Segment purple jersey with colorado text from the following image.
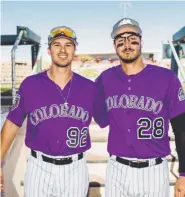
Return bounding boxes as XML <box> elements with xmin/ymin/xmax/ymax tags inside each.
<box><xmin>7</xmin><ymin>71</ymin><xmax>107</xmax><ymax>156</ymax></box>
<box><xmin>96</xmin><ymin>64</ymin><xmax>185</xmax><ymax>158</ymax></box>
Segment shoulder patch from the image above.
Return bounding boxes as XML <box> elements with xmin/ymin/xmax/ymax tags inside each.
<box><xmin>12</xmin><ymin>94</ymin><xmax>20</xmax><ymax>110</ymax></box>
<box><xmin>178</xmin><ymin>87</ymin><xmax>185</xmax><ymax>101</ymax></box>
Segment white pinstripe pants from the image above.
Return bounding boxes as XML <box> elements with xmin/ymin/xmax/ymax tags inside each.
<box><xmin>105</xmin><ymin>156</ymin><xmax>169</xmax><ymax>197</ymax></box>
<box><xmin>24</xmin><ymin>153</ymin><xmax>89</xmax><ymax>197</ymax></box>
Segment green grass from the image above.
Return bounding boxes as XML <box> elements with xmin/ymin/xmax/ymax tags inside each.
<box><xmin>0</xmin><ymin>84</ymin><xmax>20</xmax><ymax>93</ymax></box>
<box><xmin>79</xmin><ymin>69</ymin><xmax>99</xmax><ymax>78</ymax></box>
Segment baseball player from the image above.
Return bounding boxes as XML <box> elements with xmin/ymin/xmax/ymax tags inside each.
<box><xmin>1</xmin><ymin>26</ymin><xmax>107</xmax><ymax>197</ymax></box>
<box><xmin>96</xmin><ymin>18</ymin><xmax>185</xmax><ymax>197</ymax></box>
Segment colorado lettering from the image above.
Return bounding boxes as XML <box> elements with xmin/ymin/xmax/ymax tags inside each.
<box><xmin>29</xmin><ymin>104</ymin><xmax>89</xmax><ymax>126</ymax></box>
<box><xmin>106</xmin><ymin>94</ymin><xmax>163</xmax><ymax>114</ymax></box>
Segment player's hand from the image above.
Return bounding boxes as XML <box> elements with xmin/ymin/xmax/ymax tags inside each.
<box><xmin>175</xmin><ymin>177</ymin><xmax>185</xmax><ymax>197</ymax></box>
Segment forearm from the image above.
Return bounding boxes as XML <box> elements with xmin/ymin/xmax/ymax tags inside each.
<box><xmin>170</xmin><ymin>112</ymin><xmax>185</xmax><ymax>176</ymax></box>
<box><xmin>1</xmin><ymin>119</ymin><xmax>19</xmax><ymax>162</ymax></box>
<box><xmin>174</xmin><ymin>133</ymin><xmax>185</xmax><ymax>175</ymax></box>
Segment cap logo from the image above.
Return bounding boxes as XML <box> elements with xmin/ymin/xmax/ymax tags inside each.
<box><xmin>119</xmin><ymin>19</ymin><xmax>132</xmax><ymax>26</ymax></box>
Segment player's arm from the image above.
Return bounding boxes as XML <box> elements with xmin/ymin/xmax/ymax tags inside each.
<box><xmin>168</xmin><ymin>73</ymin><xmax>185</xmax><ymax>197</ymax></box>
<box><xmin>170</xmin><ymin>112</ymin><xmax>185</xmax><ymax>176</ymax></box>
<box><xmin>93</xmin><ymin>75</ymin><xmax>109</xmax><ymax>128</ymax></box>
<box><xmin>1</xmin><ymin>82</ymin><xmax>27</xmax><ymax>163</ymax></box>
<box><xmin>0</xmin><ymin>120</ymin><xmax>20</xmax><ymax>193</ymax></box>
<box><xmin>1</xmin><ymin>120</ymin><xmax>20</xmax><ymax>162</ymax></box>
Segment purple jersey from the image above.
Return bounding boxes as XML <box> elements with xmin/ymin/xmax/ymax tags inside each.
<box><xmin>7</xmin><ymin>71</ymin><xmax>107</xmax><ymax>156</ymax></box>
<box><xmin>96</xmin><ymin>64</ymin><xmax>185</xmax><ymax>158</ymax></box>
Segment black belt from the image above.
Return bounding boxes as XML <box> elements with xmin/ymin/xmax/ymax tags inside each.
<box><xmin>31</xmin><ymin>150</ymin><xmax>83</xmax><ymax>165</ymax></box>
<box><xmin>116</xmin><ymin>156</ymin><xmax>163</xmax><ymax>168</ymax></box>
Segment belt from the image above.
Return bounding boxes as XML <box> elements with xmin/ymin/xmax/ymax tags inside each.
<box><xmin>31</xmin><ymin>150</ymin><xmax>83</xmax><ymax>165</ymax></box>
<box><xmin>116</xmin><ymin>156</ymin><xmax>163</xmax><ymax>168</ymax></box>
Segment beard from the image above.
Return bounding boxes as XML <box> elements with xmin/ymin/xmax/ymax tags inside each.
<box><xmin>117</xmin><ymin>53</ymin><xmax>140</xmax><ymax>63</ymax></box>
<box><xmin>116</xmin><ymin>46</ymin><xmax>141</xmax><ymax>63</ymax></box>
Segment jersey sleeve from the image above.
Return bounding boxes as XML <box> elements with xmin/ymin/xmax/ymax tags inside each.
<box><xmin>6</xmin><ymin>83</ymin><xmax>26</xmax><ymax>127</ymax></box>
<box><xmin>93</xmin><ymin>75</ymin><xmax>109</xmax><ymax>128</ymax></box>
<box><xmin>168</xmin><ymin>73</ymin><xmax>185</xmax><ymax>119</ymax></box>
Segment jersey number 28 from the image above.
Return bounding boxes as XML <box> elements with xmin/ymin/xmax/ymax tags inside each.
<box><xmin>137</xmin><ymin>117</ymin><xmax>164</xmax><ymax>139</ymax></box>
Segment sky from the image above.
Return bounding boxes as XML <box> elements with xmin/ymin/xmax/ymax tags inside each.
<box><xmin>1</xmin><ymin>1</ymin><xmax>185</xmax><ymax>62</ymax></box>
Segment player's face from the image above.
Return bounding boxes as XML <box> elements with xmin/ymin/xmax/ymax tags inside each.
<box><xmin>48</xmin><ymin>37</ymin><xmax>75</xmax><ymax>68</ymax></box>
<box><xmin>114</xmin><ymin>26</ymin><xmax>142</xmax><ymax>63</ymax></box>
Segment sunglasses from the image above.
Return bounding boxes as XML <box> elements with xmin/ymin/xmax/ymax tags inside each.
<box><xmin>50</xmin><ymin>27</ymin><xmax>77</xmax><ymax>40</ymax></box>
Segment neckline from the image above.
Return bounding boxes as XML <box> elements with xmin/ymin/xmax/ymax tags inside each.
<box><xmin>116</xmin><ymin>64</ymin><xmax>151</xmax><ymax>78</ymax></box>
<box><xmin>44</xmin><ymin>70</ymin><xmax>74</xmax><ymax>91</ymax></box>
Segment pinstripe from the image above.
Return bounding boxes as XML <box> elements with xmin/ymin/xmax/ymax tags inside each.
<box><xmin>133</xmin><ymin>168</ymin><xmax>137</xmax><ymax>197</ymax></box>
<box><xmin>105</xmin><ymin>158</ymin><xmax>110</xmax><ymax>197</ymax></box>
<box><xmin>59</xmin><ymin>165</ymin><xmax>61</xmax><ymax>195</ymax></box>
<box><xmin>108</xmin><ymin>158</ymin><xmax>113</xmax><ymax>197</ymax></box>
<box><xmin>137</xmin><ymin>169</ymin><xmax>139</xmax><ymax>197</ymax></box>
<box><xmin>162</xmin><ymin>162</ymin><xmax>164</xmax><ymax>197</ymax></box>
<box><xmin>85</xmin><ymin>160</ymin><xmax>89</xmax><ymax>196</ymax></box>
<box><xmin>72</xmin><ymin>161</ymin><xmax>76</xmax><ymax>196</ymax></box>
<box><xmin>122</xmin><ymin>163</ymin><xmax>129</xmax><ymax>196</ymax></box>
<box><xmin>77</xmin><ymin>161</ymin><xmax>80</xmax><ymax>197</ymax></box>
<box><xmin>63</xmin><ymin>165</ymin><xmax>66</xmax><ymax>197</ymax></box>
<box><xmin>126</xmin><ymin>166</ymin><xmax>130</xmax><ymax>196</ymax></box>
<box><xmin>68</xmin><ymin>164</ymin><xmax>71</xmax><ymax>197</ymax></box>
<box><xmin>46</xmin><ymin>163</ymin><xmax>51</xmax><ymax>196</ymax></box>
<box><xmin>162</xmin><ymin>161</ymin><xmax>166</xmax><ymax>197</ymax></box>
<box><xmin>64</xmin><ymin>163</ymin><xmax>69</xmax><ymax>197</ymax></box>
<box><xmin>111</xmin><ymin>160</ymin><xmax>114</xmax><ymax>197</ymax></box>
<box><xmin>24</xmin><ymin>156</ymin><xmax>33</xmax><ymax>196</ymax></box>
<box><xmin>166</xmin><ymin>161</ymin><xmax>170</xmax><ymax>197</ymax></box>
<box><xmin>142</xmin><ymin>168</ymin><xmax>144</xmax><ymax>196</ymax></box>
<box><xmin>76</xmin><ymin>162</ymin><xmax>80</xmax><ymax>195</ymax></box>
<box><xmin>162</xmin><ymin>162</ymin><xmax>166</xmax><ymax>197</ymax></box>
<box><xmin>148</xmin><ymin>165</ymin><xmax>150</xmax><ymax>197</ymax></box>
<box><xmin>157</xmin><ymin>164</ymin><xmax>161</xmax><ymax>197</ymax></box>
<box><xmin>44</xmin><ymin>160</ymin><xmax>48</xmax><ymax>195</ymax></box>
<box><xmin>106</xmin><ymin>158</ymin><xmax>169</xmax><ymax>197</ymax></box>
<box><xmin>25</xmin><ymin>153</ymin><xmax>89</xmax><ymax>197</ymax></box>
<box><xmin>153</xmin><ymin>166</ymin><xmax>155</xmax><ymax>197</ymax></box>
<box><xmin>117</xmin><ymin>162</ymin><xmax>122</xmax><ymax>197</ymax></box>
<box><xmin>81</xmin><ymin>159</ymin><xmax>83</xmax><ymax>197</ymax></box>
<box><xmin>84</xmin><ymin>159</ymin><xmax>88</xmax><ymax>197</ymax></box>
<box><xmin>38</xmin><ymin>158</ymin><xmax>44</xmax><ymax>196</ymax></box>
<box><xmin>28</xmin><ymin>157</ymin><xmax>34</xmax><ymax>196</ymax></box>
<box><xmin>114</xmin><ymin>161</ymin><xmax>118</xmax><ymax>197</ymax></box>
<box><xmin>33</xmin><ymin>158</ymin><xmax>38</xmax><ymax>197</ymax></box>
<box><xmin>35</xmin><ymin>156</ymin><xmax>41</xmax><ymax>197</ymax></box>
<box><xmin>120</xmin><ymin>163</ymin><xmax>124</xmax><ymax>195</ymax></box>
<box><xmin>124</xmin><ymin>165</ymin><xmax>129</xmax><ymax>192</ymax></box>
<box><xmin>30</xmin><ymin>157</ymin><xmax>37</xmax><ymax>197</ymax></box>
<box><xmin>127</xmin><ymin>179</ymin><xmax>130</xmax><ymax>197</ymax></box>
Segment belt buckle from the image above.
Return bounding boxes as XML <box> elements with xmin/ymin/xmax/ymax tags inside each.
<box><xmin>129</xmin><ymin>160</ymin><xmax>142</xmax><ymax>168</ymax></box>
<box><xmin>52</xmin><ymin>159</ymin><xmax>56</xmax><ymax>164</ymax></box>
<box><xmin>129</xmin><ymin>160</ymin><xmax>137</xmax><ymax>167</ymax></box>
